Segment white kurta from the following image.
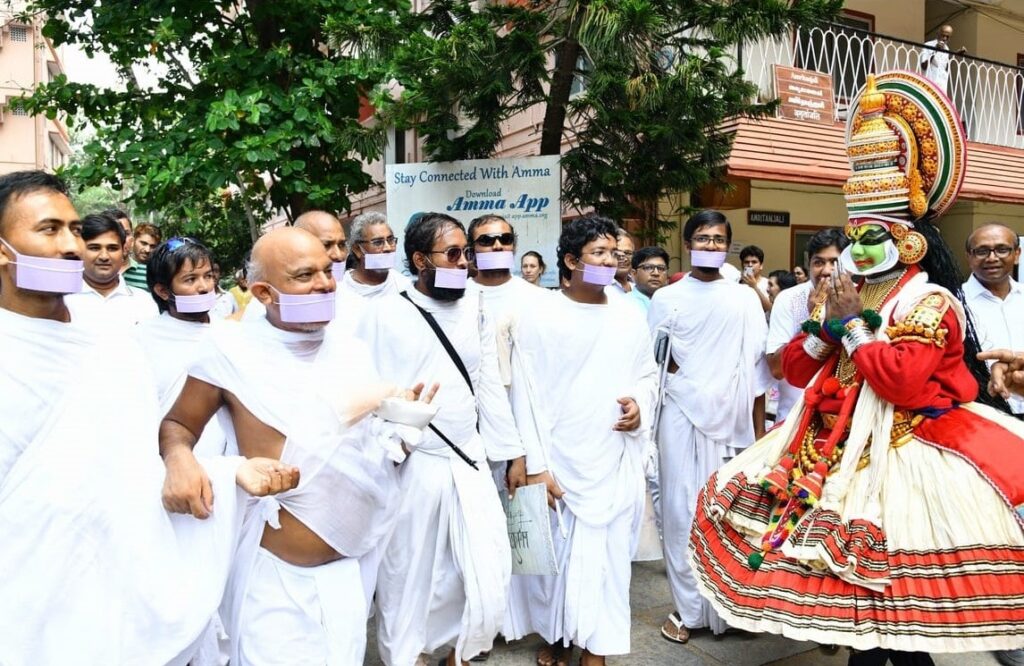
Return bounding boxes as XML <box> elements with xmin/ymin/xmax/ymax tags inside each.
<box><xmin>188</xmin><ymin>317</ymin><xmax>404</xmax><ymax>666</ymax></box>
<box><xmin>354</xmin><ymin>285</ymin><xmax>524</xmax><ymax>664</ymax></box>
<box><xmin>135</xmin><ymin>313</ymin><xmax>230</xmax><ymax>456</ymax></box>
<box><xmin>0</xmin><ymin>307</ymin><xmax>247</xmax><ymax>666</ymax></box>
<box><xmin>647</xmin><ymin>276</ymin><xmax>771</xmax><ymax>633</ymax></box>
<box><xmin>504</xmin><ymin>293</ymin><xmax>658</xmax><ymax>655</ymax></box>
<box><xmin>470</xmin><ymin>275</ymin><xmax>551</xmax><ymax>491</ymax></box>
<box><xmin>766</xmin><ymin>280</ymin><xmax>813</xmax><ymax>423</ymax></box>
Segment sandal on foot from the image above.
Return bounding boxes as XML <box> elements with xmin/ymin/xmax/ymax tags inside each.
<box><xmin>536</xmin><ymin>643</ymin><xmax>572</xmax><ymax>666</ymax></box>
<box><xmin>661</xmin><ymin>611</ymin><xmax>691</xmax><ymax>644</ymax></box>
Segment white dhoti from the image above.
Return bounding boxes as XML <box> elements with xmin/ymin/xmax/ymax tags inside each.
<box><xmin>237</xmin><ymin>547</ymin><xmax>366</xmax><ymax>666</ymax></box>
<box><xmin>506</xmin><ymin>504</ymin><xmax>635</xmax><ymax>655</ymax></box>
<box><xmin>376</xmin><ymin>446</ymin><xmax>510</xmax><ymax>665</ymax></box>
<box><xmin>658</xmin><ymin>406</ymin><xmax>732</xmax><ymax>634</ymax></box>
<box><xmin>648</xmin><ymin>276</ymin><xmax>771</xmax><ymax>635</ymax></box>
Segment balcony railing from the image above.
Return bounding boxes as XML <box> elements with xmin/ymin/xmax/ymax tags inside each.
<box><xmin>740</xmin><ymin>23</ymin><xmax>1024</xmax><ymax>149</ymax></box>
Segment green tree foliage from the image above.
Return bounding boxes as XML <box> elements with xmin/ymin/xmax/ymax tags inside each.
<box><xmin>341</xmin><ymin>0</ymin><xmax>842</xmax><ymax>242</ymax></box>
<box><xmin>18</xmin><ymin>0</ymin><xmax>398</xmax><ymax>234</ymax></box>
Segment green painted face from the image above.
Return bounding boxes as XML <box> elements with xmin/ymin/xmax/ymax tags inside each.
<box><xmin>848</xmin><ymin>224</ymin><xmax>891</xmax><ymax>272</ymax></box>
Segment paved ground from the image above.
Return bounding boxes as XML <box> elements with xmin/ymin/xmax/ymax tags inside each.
<box><xmin>364</xmin><ymin>559</ymin><xmax>1001</xmax><ymax>665</ymax></box>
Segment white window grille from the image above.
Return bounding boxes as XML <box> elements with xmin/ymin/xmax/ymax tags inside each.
<box><xmin>10</xmin><ymin>26</ymin><xmax>28</xmax><ymax>43</ymax></box>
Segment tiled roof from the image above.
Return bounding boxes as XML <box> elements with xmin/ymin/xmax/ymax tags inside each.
<box><xmin>723</xmin><ymin>116</ymin><xmax>1024</xmax><ymax>204</ymax></box>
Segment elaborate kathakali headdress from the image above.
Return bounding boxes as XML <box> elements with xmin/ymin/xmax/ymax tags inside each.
<box><xmin>841</xmin><ymin>71</ymin><xmax>967</xmax><ymax>273</ymax></box>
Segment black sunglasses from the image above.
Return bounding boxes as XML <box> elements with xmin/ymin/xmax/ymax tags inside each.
<box><xmin>474</xmin><ymin>232</ymin><xmax>515</xmax><ymax>247</ymax></box>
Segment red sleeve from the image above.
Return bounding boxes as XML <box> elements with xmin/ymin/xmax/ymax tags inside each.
<box><xmin>851</xmin><ymin>307</ymin><xmax>969</xmax><ymax>408</ymax></box>
<box><xmin>781</xmin><ymin>332</ymin><xmax>829</xmax><ymax>389</ymax></box>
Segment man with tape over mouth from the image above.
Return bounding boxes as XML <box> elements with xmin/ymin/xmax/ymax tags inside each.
<box><xmin>353</xmin><ymin>211</ymin><xmax>527</xmax><ymax>665</ymax></box>
<box><xmin>502</xmin><ymin>214</ymin><xmax>659</xmax><ymax>666</ymax></box>
<box><xmin>160</xmin><ymin>226</ymin><xmax>435</xmax><ymax>665</ymax></box>
<box><xmin>331</xmin><ymin>211</ymin><xmax>411</xmax><ymax>335</ymax></box>
<box><xmin>647</xmin><ymin>209</ymin><xmax>771</xmax><ymax>645</ymax></box>
<box><xmin>0</xmin><ymin>170</ymin><xmax>300</xmax><ymax>665</ymax></box>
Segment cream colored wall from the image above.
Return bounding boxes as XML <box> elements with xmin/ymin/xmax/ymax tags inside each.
<box><xmin>0</xmin><ymin>23</ymin><xmax>43</xmax><ymax>174</ymax></box>
<box><xmin>844</xmin><ymin>0</ymin><xmax>925</xmax><ymax>41</ymax></box>
<box><xmin>0</xmin><ymin>20</ymin><xmax>69</xmax><ymax>175</ymax></box>
<box><xmin>706</xmin><ymin>181</ymin><xmax>846</xmax><ymax>274</ymax></box>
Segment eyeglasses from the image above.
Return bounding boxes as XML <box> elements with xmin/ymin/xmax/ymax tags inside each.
<box><xmin>637</xmin><ymin>264</ymin><xmax>668</xmax><ymax>273</ymax></box>
<box><xmin>358</xmin><ymin>235</ymin><xmax>397</xmax><ymax>249</ymax></box>
<box><xmin>613</xmin><ymin>250</ymin><xmax>634</xmax><ymax>261</ymax></box>
<box><xmin>474</xmin><ymin>232</ymin><xmax>515</xmax><ymax>247</ymax></box>
<box><xmin>969</xmin><ymin>245</ymin><xmax>1016</xmax><ymax>259</ymax></box>
<box><xmin>166</xmin><ymin>237</ymin><xmax>200</xmax><ymax>251</ymax></box>
<box><xmin>430</xmin><ymin>246</ymin><xmax>470</xmax><ymax>263</ymax></box>
<box><xmin>691</xmin><ymin>235</ymin><xmax>729</xmax><ymax>247</ymax></box>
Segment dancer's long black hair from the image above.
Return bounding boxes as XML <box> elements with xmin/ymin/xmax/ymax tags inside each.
<box><xmin>916</xmin><ymin>216</ymin><xmax>1012</xmax><ymax>414</ymax></box>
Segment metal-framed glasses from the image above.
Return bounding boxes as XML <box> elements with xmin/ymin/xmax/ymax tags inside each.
<box><xmin>969</xmin><ymin>245</ymin><xmax>1016</xmax><ymax>259</ymax></box>
<box><xmin>691</xmin><ymin>235</ymin><xmax>729</xmax><ymax>247</ymax></box>
<box><xmin>637</xmin><ymin>263</ymin><xmax>668</xmax><ymax>273</ymax></box>
<box><xmin>358</xmin><ymin>235</ymin><xmax>398</xmax><ymax>249</ymax></box>
<box><xmin>430</xmin><ymin>246</ymin><xmax>471</xmax><ymax>263</ymax></box>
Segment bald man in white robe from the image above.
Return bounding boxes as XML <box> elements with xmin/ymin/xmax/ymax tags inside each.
<box><xmin>161</xmin><ymin>228</ymin><xmax>429</xmax><ymax>665</ymax></box>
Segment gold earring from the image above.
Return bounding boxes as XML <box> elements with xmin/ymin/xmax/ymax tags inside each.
<box><xmin>897</xmin><ymin>231</ymin><xmax>927</xmax><ymax>265</ymax></box>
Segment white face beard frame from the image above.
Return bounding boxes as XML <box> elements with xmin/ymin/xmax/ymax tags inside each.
<box><xmin>840</xmin><ymin>240</ymin><xmax>901</xmax><ymax>277</ymax></box>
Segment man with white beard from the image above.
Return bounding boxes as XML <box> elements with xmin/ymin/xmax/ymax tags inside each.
<box><xmin>354</xmin><ymin>211</ymin><xmax>527</xmax><ymax>666</ymax></box>
<box><xmin>504</xmin><ymin>215</ymin><xmax>658</xmax><ymax>666</ymax></box>
<box><xmin>161</xmin><ymin>227</ymin><xmax>431</xmax><ymax>665</ymax></box>
<box><xmin>648</xmin><ymin>209</ymin><xmax>771</xmax><ymax>644</ymax></box>
<box><xmin>0</xmin><ymin>170</ymin><xmax>298</xmax><ymax>665</ymax></box>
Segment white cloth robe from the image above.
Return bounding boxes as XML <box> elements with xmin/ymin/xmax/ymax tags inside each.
<box><xmin>920</xmin><ymin>39</ymin><xmax>951</xmax><ymax>93</ymax></box>
<box><xmin>353</xmin><ymin>285</ymin><xmax>524</xmax><ymax>665</ymax></box>
<box><xmin>469</xmin><ymin>275</ymin><xmax>552</xmax><ymax>489</ymax></box>
<box><xmin>647</xmin><ymin>276</ymin><xmax>771</xmax><ymax>633</ymax></box>
<box><xmin>188</xmin><ymin>317</ymin><xmax>404</xmax><ymax>666</ymax></box>
<box><xmin>135</xmin><ymin>313</ymin><xmax>231</xmax><ymax>457</ymax></box>
<box><xmin>332</xmin><ymin>268</ymin><xmax>411</xmax><ymax>335</ymax></box>
<box><xmin>504</xmin><ymin>293</ymin><xmax>658</xmax><ymax>655</ymax></box>
<box><xmin>0</xmin><ymin>307</ymin><xmax>247</xmax><ymax>666</ymax></box>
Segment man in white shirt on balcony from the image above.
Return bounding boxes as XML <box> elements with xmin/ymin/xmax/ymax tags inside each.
<box><xmin>962</xmin><ymin>223</ymin><xmax>1024</xmax><ymax>416</ymax></box>
<box><xmin>65</xmin><ymin>210</ymin><xmax>157</xmax><ymax>333</ymax></box>
<box><xmin>920</xmin><ymin>24</ymin><xmax>966</xmax><ymax>94</ymax></box>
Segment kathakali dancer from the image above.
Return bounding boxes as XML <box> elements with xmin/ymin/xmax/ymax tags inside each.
<box><xmin>689</xmin><ymin>70</ymin><xmax>1024</xmax><ymax>658</ymax></box>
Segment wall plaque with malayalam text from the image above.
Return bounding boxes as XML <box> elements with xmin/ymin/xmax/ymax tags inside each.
<box><xmin>773</xmin><ymin>65</ymin><xmax>835</xmax><ymax>125</ymax></box>
<box><xmin>748</xmin><ymin>210</ymin><xmax>790</xmax><ymax>227</ymax></box>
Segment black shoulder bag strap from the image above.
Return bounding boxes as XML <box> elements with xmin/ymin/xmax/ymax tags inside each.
<box><xmin>399</xmin><ymin>291</ymin><xmax>475</xmax><ymax>396</ymax></box>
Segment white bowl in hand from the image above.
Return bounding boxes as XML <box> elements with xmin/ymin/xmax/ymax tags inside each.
<box><xmin>376</xmin><ymin>397</ymin><xmax>439</xmax><ymax>429</ymax></box>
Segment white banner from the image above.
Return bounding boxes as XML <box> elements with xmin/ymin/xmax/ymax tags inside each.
<box><xmin>386</xmin><ymin>155</ymin><xmax>562</xmax><ymax>286</ymax></box>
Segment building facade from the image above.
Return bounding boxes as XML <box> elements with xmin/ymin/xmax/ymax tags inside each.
<box><xmin>0</xmin><ymin>6</ymin><xmax>70</xmax><ymax>176</ymax></box>
<box><xmin>349</xmin><ymin>0</ymin><xmax>1024</xmax><ymax>275</ymax></box>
